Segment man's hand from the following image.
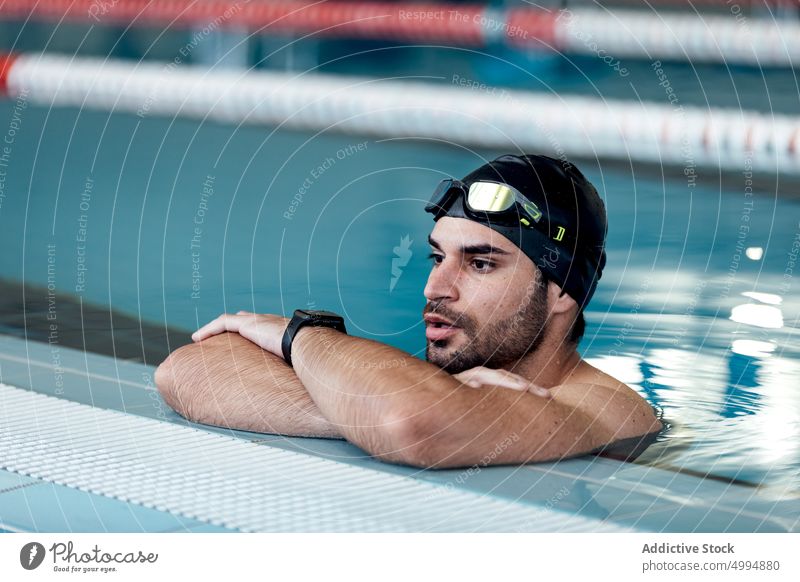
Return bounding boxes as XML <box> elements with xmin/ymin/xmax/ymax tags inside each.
<box><xmin>156</xmin><ymin>331</ymin><xmax>342</xmax><ymax>438</ymax></box>
<box><xmin>454</xmin><ymin>366</ymin><xmax>552</xmax><ymax>399</ymax></box>
<box><xmin>192</xmin><ymin>311</ymin><xmax>288</xmax><ymax>358</ymax></box>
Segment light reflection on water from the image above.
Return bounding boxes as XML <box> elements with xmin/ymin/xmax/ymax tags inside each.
<box><xmin>585</xmin><ymin>290</ymin><xmax>800</xmax><ymax>498</ymax></box>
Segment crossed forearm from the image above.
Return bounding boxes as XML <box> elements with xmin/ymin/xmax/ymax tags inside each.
<box><xmin>154</xmin><ymin>332</ymin><xmax>343</xmax><ymax>438</ymax></box>
<box><xmin>290</xmin><ymin>326</ymin><xmax>457</xmax><ymax>461</ymax></box>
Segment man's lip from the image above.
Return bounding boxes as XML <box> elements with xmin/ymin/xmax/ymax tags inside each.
<box><xmin>424</xmin><ymin>314</ymin><xmax>458</xmax><ymax>326</ymax></box>
<box><xmin>426</xmin><ymin>325</ymin><xmax>460</xmax><ymax>341</ymax></box>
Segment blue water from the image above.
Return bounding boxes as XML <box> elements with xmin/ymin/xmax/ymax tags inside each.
<box><xmin>1</xmin><ymin>102</ymin><xmax>799</xmax><ymax>497</ymax></box>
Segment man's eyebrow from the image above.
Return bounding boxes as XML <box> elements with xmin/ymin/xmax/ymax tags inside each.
<box><xmin>427</xmin><ymin>235</ymin><xmax>511</xmax><ymax>256</ymax></box>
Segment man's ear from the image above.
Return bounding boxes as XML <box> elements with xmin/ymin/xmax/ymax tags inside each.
<box><xmin>547</xmin><ymin>281</ymin><xmax>578</xmax><ymax>316</ymax></box>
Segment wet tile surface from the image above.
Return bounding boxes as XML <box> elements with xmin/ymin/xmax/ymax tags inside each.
<box><xmin>0</xmin><ymin>279</ymin><xmax>190</xmax><ymax>366</ymax></box>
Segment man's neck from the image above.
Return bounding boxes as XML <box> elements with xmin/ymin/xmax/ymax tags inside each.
<box><xmin>507</xmin><ymin>342</ymin><xmax>582</xmax><ymax>388</ymax></box>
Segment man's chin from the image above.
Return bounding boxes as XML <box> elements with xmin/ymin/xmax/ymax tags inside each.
<box><xmin>426</xmin><ymin>333</ymin><xmax>461</xmax><ymax>352</ymax></box>
<box><xmin>425</xmin><ymin>341</ymin><xmax>452</xmax><ymax>369</ymax></box>
<box><xmin>425</xmin><ymin>340</ymin><xmax>472</xmax><ymax>374</ymax></box>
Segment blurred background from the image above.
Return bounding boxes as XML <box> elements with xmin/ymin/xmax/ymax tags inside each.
<box><xmin>0</xmin><ymin>0</ymin><xmax>798</xmax><ymax>499</ymax></box>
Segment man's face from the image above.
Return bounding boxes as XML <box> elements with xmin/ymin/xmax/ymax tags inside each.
<box><xmin>423</xmin><ymin>217</ymin><xmax>549</xmax><ymax>374</ymax></box>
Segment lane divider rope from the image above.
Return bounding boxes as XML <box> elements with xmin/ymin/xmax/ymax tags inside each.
<box><xmin>2</xmin><ymin>52</ymin><xmax>797</xmax><ymax>174</ymax></box>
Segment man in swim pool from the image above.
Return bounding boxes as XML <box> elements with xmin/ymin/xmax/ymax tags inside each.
<box><xmin>155</xmin><ymin>154</ymin><xmax>662</xmax><ymax>468</ymax></box>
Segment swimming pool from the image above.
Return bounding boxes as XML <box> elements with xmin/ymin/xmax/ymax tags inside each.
<box><xmin>0</xmin><ymin>96</ymin><xmax>798</xmax><ymax>530</ymax></box>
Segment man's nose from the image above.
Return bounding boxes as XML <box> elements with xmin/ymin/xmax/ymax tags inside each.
<box><xmin>423</xmin><ymin>257</ymin><xmax>460</xmax><ymax>302</ymax></box>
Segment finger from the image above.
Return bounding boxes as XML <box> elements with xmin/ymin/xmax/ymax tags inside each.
<box><xmin>453</xmin><ymin>371</ymin><xmax>489</xmax><ymax>389</ymax></box>
<box><xmin>455</xmin><ymin>367</ymin><xmax>516</xmax><ymax>390</ymax></box>
<box><xmin>501</xmin><ymin>382</ymin><xmax>530</xmax><ymax>392</ymax></box>
<box><xmin>486</xmin><ymin>372</ymin><xmax>549</xmax><ymax>396</ymax></box>
<box><xmin>192</xmin><ymin>314</ymin><xmax>242</xmax><ymax>342</ymax></box>
<box><xmin>455</xmin><ymin>367</ymin><xmax>535</xmax><ymax>391</ymax></box>
<box><xmin>192</xmin><ymin>320</ymin><xmax>224</xmax><ymax>342</ymax></box>
<box><xmin>479</xmin><ymin>368</ymin><xmax>529</xmax><ymax>391</ymax></box>
<box><xmin>453</xmin><ymin>368</ymin><xmax>480</xmax><ymax>382</ymax></box>
<box><xmin>528</xmin><ymin>384</ymin><xmax>552</xmax><ymax>399</ymax></box>
<box><xmin>453</xmin><ymin>372</ymin><xmax>477</xmax><ymax>386</ymax></box>
<box><xmin>496</xmin><ymin>369</ymin><xmax>532</xmax><ymax>390</ymax></box>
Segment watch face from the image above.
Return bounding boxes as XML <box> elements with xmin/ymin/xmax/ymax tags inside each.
<box><xmin>289</xmin><ymin>309</ymin><xmax>347</xmax><ymax>341</ymax></box>
<box><xmin>315</xmin><ymin>310</ymin><xmax>338</xmax><ymax>317</ymax></box>
<box><xmin>299</xmin><ymin>310</ymin><xmax>340</xmax><ymax>319</ymax></box>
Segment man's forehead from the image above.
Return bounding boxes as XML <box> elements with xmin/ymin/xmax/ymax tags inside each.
<box><xmin>429</xmin><ymin>217</ymin><xmax>518</xmax><ymax>253</ymax></box>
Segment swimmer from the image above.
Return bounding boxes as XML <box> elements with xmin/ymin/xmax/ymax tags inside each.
<box><xmin>156</xmin><ymin>154</ymin><xmax>662</xmax><ymax>468</ymax></box>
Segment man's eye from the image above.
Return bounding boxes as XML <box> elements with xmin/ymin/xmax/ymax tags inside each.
<box><xmin>471</xmin><ymin>258</ymin><xmax>495</xmax><ymax>272</ymax></box>
<box><xmin>428</xmin><ymin>252</ymin><xmax>443</xmax><ymax>264</ymax></box>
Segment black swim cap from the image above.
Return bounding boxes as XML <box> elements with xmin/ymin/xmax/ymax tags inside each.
<box><xmin>432</xmin><ymin>154</ymin><xmax>607</xmax><ymax>309</ymax></box>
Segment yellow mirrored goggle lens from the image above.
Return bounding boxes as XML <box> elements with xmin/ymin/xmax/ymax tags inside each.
<box><xmin>467</xmin><ymin>182</ymin><xmax>517</xmax><ymax>212</ymax></box>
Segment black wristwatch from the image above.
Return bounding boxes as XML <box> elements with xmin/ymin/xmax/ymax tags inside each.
<box><xmin>281</xmin><ymin>309</ymin><xmax>347</xmax><ymax>367</ymax></box>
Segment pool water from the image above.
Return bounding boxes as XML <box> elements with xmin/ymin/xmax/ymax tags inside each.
<box><xmin>1</xmin><ymin>102</ymin><xmax>798</xmax><ymax>499</ymax></box>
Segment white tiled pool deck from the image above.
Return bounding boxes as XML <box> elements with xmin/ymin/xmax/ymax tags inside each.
<box><xmin>0</xmin><ymin>334</ymin><xmax>797</xmax><ymax>532</ymax></box>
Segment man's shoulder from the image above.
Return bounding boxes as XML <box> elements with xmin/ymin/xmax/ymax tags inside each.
<box><xmin>561</xmin><ymin>359</ymin><xmax>628</xmax><ymax>390</ymax></box>
<box><xmin>550</xmin><ymin>360</ymin><xmax>663</xmax><ymax>440</ymax></box>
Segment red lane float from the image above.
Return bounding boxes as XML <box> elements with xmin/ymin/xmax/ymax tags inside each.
<box><xmin>2</xmin><ymin>1</ymin><xmax>800</xmax><ymax>65</ymax></box>
<box><xmin>2</xmin><ymin>53</ymin><xmax>797</xmax><ymax>174</ymax></box>
<box><xmin>0</xmin><ymin>53</ymin><xmax>19</xmax><ymax>95</ymax></box>
<box><xmin>0</xmin><ymin>0</ymin><xmax>487</xmax><ymax>45</ymax></box>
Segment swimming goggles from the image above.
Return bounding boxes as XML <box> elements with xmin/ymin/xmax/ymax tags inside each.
<box><xmin>424</xmin><ymin>179</ymin><xmax>543</xmax><ymax>228</ymax></box>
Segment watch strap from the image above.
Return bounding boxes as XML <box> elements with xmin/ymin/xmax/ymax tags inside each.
<box><xmin>281</xmin><ymin>309</ymin><xmax>347</xmax><ymax>367</ymax></box>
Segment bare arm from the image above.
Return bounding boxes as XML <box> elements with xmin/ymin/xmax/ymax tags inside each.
<box><xmin>155</xmin><ymin>332</ymin><xmax>342</xmax><ymax>439</ymax></box>
<box><xmin>292</xmin><ymin>327</ymin><xmax>662</xmax><ymax>468</ymax></box>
